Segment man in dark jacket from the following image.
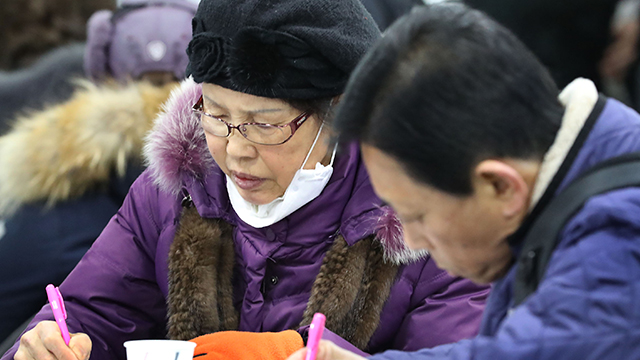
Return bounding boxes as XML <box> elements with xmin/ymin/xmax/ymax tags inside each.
<box><xmin>288</xmin><ymin>3</ymin><xmax>640</xmax><ymax>360</ymax></box>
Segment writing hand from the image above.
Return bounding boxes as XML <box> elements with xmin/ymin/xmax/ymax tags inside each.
<box><xmin>286</xmin><ymin>340</ymin><xmax>367</xmax><ymax>360</ymax></box>
<box><xmin>15</xmin><ymin>321</ymin><xmax>91</xmax><ymax>360</ymax></box>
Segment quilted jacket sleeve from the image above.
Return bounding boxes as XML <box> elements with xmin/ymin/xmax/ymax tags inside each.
<box><xmin>297</xmin><ymin>259</ymin><xmax>490</xmax><ymax>357</ymax></box>
<box><xmin>0</xmin><ymin>172</ymin><xmax>172</xmax><ymax>360</ymax></box>
<box><xmin>387</xmin><ymin>261</ymin><xmax>490</xmax><ymax>352</ymax></box>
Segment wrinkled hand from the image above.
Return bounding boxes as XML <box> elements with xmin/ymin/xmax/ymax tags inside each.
<box><xmin>286</xmin><ymin>340</ymin><xmax>367</xmax><ymax>360</ymax></box>
<box><xmin>191</xmin><ymin>330</ymin><xmax>303</xmax><ymax>360</ymax></box>
<box><xmin>15</xmin><ymin>321</ymin><xmax>91</xmax><ymax>360</ymax></box>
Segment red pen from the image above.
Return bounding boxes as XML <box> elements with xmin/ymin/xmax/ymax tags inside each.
<box><xmin>305</xmin><ymin>313</ymin><xmax>326</xmax><ymax>360</ymax></box>
<box><xmin>46</xmin><ymin>284</ymin><xmax>71</xmax><ymax>346</ymax></box>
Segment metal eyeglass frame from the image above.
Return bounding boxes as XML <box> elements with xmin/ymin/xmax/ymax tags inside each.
<box><xmin>192</xmin><ymin>95</ymin><xmax>311</xmax><ymax>145</ymax></box>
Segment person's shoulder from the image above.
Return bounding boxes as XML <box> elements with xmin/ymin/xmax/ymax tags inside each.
<box><xmin>118</xmin><ymin>169</ymin><xmax>184</xmax><ymax>235</ymax></box>
<box><xmin>527</xmin><ymin>189</ymin><xmax>640</xmax><ymax>330</ymax></box>
<box><xmin>127</xmin><ymin>169</ymin><xmax>184</xmax><ymax>214</ymax></box>
<box><xmin>130</xmin><ymin>169</ymin><xmax>182</xmax><ymax>203</ymax></box>
<box><xmin>546</xmin><ymin>186</ymin><xmax>640</xmax><ymax>284</ymax></box>
<box><xmin>595</xmin><ymin>97</ymin><xmax>640</xmax><ymax>137</ymax></box>
<box><xmin>562</xmin><ymin>186</ymin><xmax>640</xmax><ymax>245</ymax></box>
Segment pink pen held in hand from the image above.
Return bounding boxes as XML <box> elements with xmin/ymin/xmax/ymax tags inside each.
<box><xmin>305</xmin><ymin>313</ymin><xmax>326</xmax><ymax>360</ymax></box>
<box><xmin>46</xmin><ymin>284</ymin><xmax>71</xmax><ymax>346</ymax></box>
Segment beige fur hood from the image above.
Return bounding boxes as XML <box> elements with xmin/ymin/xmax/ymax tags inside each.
<box><xmin>0</xmin><ymin>80</ymin><xmax>176</xmax><ymax>217</ymax></box>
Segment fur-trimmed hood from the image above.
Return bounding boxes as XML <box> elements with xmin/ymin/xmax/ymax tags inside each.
<box><xmin>144</xmin><ymin>78</ymin><xmax>427</xmax><ymax>265</ymax></box>
<box><xmin>0</xmin><ymin>80</ymin><xmax>176</xmax><ymax>216</ymax></box>
<box><xmin>144</xmin><ymin>78</ymin><xmax>212</xmax><ymax>197</ymax></box>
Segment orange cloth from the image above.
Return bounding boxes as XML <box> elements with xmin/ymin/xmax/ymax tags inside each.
<box><xmin>190</xmin><ymin>330</ymin><xmax>304</xmax><ymax>360</ymax></box>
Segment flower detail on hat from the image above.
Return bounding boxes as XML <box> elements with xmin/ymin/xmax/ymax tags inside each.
<box><xmin>187</xmin><ymin>32</ymin><xmax>228</xmax><ymax>82</ymax></box>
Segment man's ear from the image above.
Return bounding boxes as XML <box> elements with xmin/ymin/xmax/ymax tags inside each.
<box><xmin>473</xmin><ymin>160</ymin><xmax>531</xmax><ymax>219</ymax></box>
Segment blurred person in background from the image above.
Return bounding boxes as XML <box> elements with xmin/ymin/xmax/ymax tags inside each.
<box><xmin>0</xmin><ymin>0</ymin><xmax>115</xmax><ymax>134</ymax></box>
<box><xmin>0</xmin><ymin>0</ymin><xmax>196</xmax><ymax>349</ymax></box>
<box><xmin>424</xmin><ymin>0</ymin><xmax>640</xmax><ymax>107</ymax></box>
<box><xmin>0</xmin><ymin>43</ymin><xmax>86</xmax><ymax>135</ymax></box>
<box><xmin>600</xmin><ymin>0</ymin><xmax>640</xmax><ymax>82</ymax></box>
<box><xmin>464</xmin><ymin>0</ymin><xmax>622</xmax><ymax>89</ymax></box>
<box><xmin>599</xmin><ymin>0</ymin><xmax>640</xmax><ymax>108</ymax></box>
<box><xmin>0</xmin><ymin>0</ymin><xmax>115</xmax><ymax>70</ymax></box>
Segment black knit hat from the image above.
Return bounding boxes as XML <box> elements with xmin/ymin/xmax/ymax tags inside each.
<box><xmin>186</xmin><ymin>0</ymin><xmax>381</xmax><ymax>99</ymax></box>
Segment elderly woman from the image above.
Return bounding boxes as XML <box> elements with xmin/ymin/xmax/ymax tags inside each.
<box><xmin>3</xmin><ymin>1</ymin><xmax>489</xmax><ymax>360</ymax></box>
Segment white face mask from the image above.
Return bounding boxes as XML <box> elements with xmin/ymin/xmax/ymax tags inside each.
<box><xmin>226</xmin><ymin>122</ymin><xmax>337</xmax><ymax>228</ymax></box>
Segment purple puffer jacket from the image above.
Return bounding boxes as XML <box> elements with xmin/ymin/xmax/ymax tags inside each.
<box><xmin>1</xmin><ymin>79</ymin><xmax>489</xmax><ymax>360</ymax></box>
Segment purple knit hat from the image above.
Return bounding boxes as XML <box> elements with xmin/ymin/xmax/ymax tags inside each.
<box><xmin>84</xmin><ymin>0</ymin><xmax>198</xmax><ymax>82</ymax></box>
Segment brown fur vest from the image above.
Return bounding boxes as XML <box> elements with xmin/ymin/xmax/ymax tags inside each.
<box><xmin>167</xmin><ymin>205</ymin><xmax>399</xmax><ymax>350</ymax></box>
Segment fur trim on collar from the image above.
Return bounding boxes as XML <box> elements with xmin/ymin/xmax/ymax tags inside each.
<box><xmin>375</xmin><ymin>205</ymin><xmax>428</xmax><ymax>265</ymax></box>
<box><xmin>143</xmin><ymin>77</ymin><xmax>211</xmax><ymax>196</ymax></box>
<box><xmin>168</xmin><ymin>206</ymin><xmax>398</xmax><ymax>350</ymax></box>
<box><xmin>0</xmin><ymin>80</ymin><xmax>175</xmax><ymax>216</ymax></box>
<box><xmin>529</xmin><ymin>78</ymin><xmax>599</xmax><ymax>209</ymax></box>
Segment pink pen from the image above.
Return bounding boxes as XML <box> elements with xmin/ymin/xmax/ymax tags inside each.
<box><xmin>46</xmin><ymin>284</ymin><xmax>71</xmax><ymax>346</ymax></box>
<box><xmin>305</xmin><ymin>313</ymin><xmax>326</xmax><ymax>360</ymax></box>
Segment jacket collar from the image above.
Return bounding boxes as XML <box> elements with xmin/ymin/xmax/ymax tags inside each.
<box><xmin>529</xmin><ymin>78</ymin><xmax>599</xmax><ymax>209</ymax></box>
<box><xmin>509</xmin><ymin>78</ymin><xmax>605</xmax><ymax>249</ymax></box>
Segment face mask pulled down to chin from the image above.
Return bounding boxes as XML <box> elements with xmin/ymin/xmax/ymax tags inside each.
<box><xmin>226</xmin><ymin>123</ymin><xmax>337</xmax><ymax>228</ymax></box>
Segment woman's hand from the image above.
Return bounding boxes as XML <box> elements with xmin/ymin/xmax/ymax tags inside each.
<box><xmin>15</xmin><ymin>321</ymin><xmax>91</xmax><ymax>360</ymax></box>
<box><xmin>286</xmin><ymin>340</ymin><xmax>367</xmax><ymax>360</ymax></box>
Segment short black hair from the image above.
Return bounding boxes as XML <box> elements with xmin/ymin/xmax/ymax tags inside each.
<box><xmin>334</xmin><ymin>3</ymin><xmax>563</xmax><ymax>195</ymax></box>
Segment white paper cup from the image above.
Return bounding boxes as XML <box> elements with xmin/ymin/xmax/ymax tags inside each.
<box><xmin>124</xmin><ymin>340</ymin><xmax>196</xmax><ymax>360</ymax></box>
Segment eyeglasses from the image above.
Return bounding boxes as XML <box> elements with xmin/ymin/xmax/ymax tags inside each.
<box><xmin>192</xmin><ymin>95</ymin><xmax>311</xmax><ymax>145</ymax></box>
